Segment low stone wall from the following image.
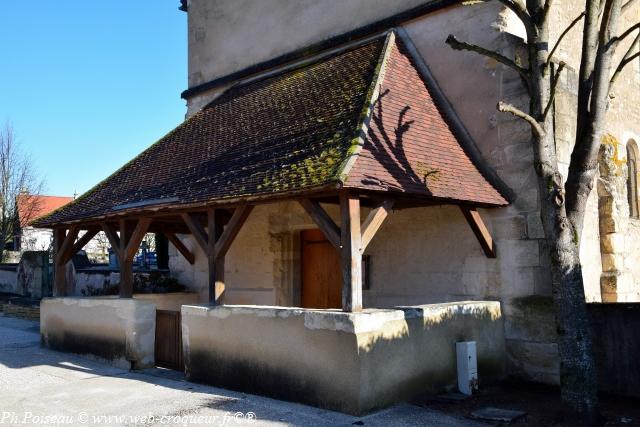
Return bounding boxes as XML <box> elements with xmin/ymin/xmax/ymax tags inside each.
<box><xmin>588</xmin><ymin>303</ymin><xmax>640</xmax><ymax>397</ymax></box>
<box><xmin>0</xmin><ymin>265</ymin><xmax>17</xmax><ymax>294</ymax></box>
<box><xmin>182</xmin><ymin>301</ymin><xmax>505</xmax><ymax>415</ymax></box>
<box><xmin>2</xmin><ymin>303</ymin><xmax>40</xmax><ymax>320</ymax></box>
<box><xmin>134</xmin><ymin>292</ymin><xmax>200</xmax><ymax>311</ymax></box>
<box><xmin>40</xmin><ymin>298</ymin><xmax>156</xmax><ymax>370</ymax></box>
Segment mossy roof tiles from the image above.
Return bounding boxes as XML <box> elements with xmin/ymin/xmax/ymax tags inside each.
<box><xmin>37</xmin><ymin>33</ymin><xmax>507</xmax><ymax>227</ymax></box>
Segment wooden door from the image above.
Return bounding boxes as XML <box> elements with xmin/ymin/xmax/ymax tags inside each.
<box><xmin>155</xmin><ymin>310</ymin><xmax>183</xmax><ymax>370</ymax></box>
<box><xmin>301</xmin><ymin>229</ymin><xmax>342</xmax><ymax>309</ymax></box>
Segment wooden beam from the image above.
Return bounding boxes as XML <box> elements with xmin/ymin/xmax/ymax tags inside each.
<box><xmin>460</xmin><ymin>206</ymin><xmax>496</xmax><ymax>258</ymax></box>
<box><xmin>299</xmin><ymin>199</ymin><xmax>341</xmax><ymax>249</ymax></box>
<box><xmin>124</xmin><ymin>218</ymin><xmax>152</xmax><ymax>261</ymax></box>
<box><xmin>181</xmin><ymin>212</ymin><xmax>209</xmax><ymax>253</ymax></box>
<box><xmin>68</xmin><ymin>228</ymin><xmax>100</xmax><ymax>260</ymax></box>
<box><xmin>100</xmin><ymin>222</ymin><xmax>121</xmax><ymax>255</ymax></box>
<box><xmin>360</xmin><ymin>199</ymin><xmax>394</xmax><ymax>252</ymax></box>
<box><xmin>340</xmin><ymin>192</ymin><xmax>363</xmax><ymax>312</ymax></box>
<box><xmin>165</xmin><ymin>232</ymin><xmax>195</xmax><ymax>264</ymax></box>
<box><xmin>207</xmin><ymin>208</ymin><xmax>218</xmax><ymax>304</ymax></box>
<box><xmin>214</xmin><ymin>205</ymin><xmax>253</xmax><ymax>259</ymax></box>
<box><xmin>57</xmin><ymin>225</ymin><xmax>79</xmax><ymax>265</ymax></box>
<box><xmin>53</xmin><ymin>228</ymin><xmax>68</xmax><ymax>296</ymax></box>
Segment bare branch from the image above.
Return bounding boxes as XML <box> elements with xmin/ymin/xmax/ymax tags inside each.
<box><xmin>496</xmin><ymin>0</ymin><xmax>533</xmax><ymax>30</ymax></box>
<box><xmin>543</xmin><ymin>0</ymin><xmax>554</xmax><ymax>25</ymax></box>
<box><xmin>547</xmin><ymin>12</ymin><xmax>586</xmax><ymax>67</ymax></box>
<box><xmin>446</xmin><ymin>35</ymin><xmax>529</xmax><ymax>80</ymax></box>
<box><xmin>543</xmin><ymin>62</ymin><xmax>567</xmax><ymax>120</ymax></box>
<box><xmin>497</xmin><ymin>101</ymin><xmax>546</xmax><ymax>138</ymax></box>
<box><xmin>610</xmin><ymin>21</ymin><xmax>640</xmax><ymax>49</ymax></box>
<box><xmin>610</xmin><ymin>51</ymin><xmax>640</xmax><ymax>85</ymax></box>
<box><xmin>622</xmin><ymin>0</ymin><xmax>639</xmax><ymax>13</ymax></box>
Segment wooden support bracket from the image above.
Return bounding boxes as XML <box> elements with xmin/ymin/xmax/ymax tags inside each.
<box><xmin>300</xmin><ymin>195</ymin><xmax>394</xmax><ymax>312</ymax></box>
<box><xmin>165</xmin><ymin>232</ymin><xmax>195</xmax><ymax>264</ymax></box>
<box><xmin>360</xmin><ymin>199</ymin><xmax>394</xmax><ymax>252</ymax></box>
<box><xmin>181</xmin><ymin>212</ymin><xmax>209</xmax><ymax>253</ymax></box>
<box><xmin>460</xmin><ymin>206</ymin><xmax>496</xmax><ymax>258</ymax></box>
<box><xmin>214</xmin><ymin>205</ymin><xmax>254</xmax><ymax>259</ymax></box>
<box><xmin>298</xmin><ymin>199</ymin><xmax>341</xmax><ymax>249</ymax></box>
<box><xmin>180</xmin><ymin>205</ymin><xmax>253</xmax><ymax>304</ymax></box>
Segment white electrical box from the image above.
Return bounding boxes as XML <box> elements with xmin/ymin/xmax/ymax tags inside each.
<box><xmin>456</xmin><ymin>341</ymin><xmax>478</xmax><ymax>395</ymax></box>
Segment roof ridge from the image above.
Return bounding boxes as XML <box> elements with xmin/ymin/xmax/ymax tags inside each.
<box><xmin>393</xmin><ymin>28</ymin><xmax>514</xmax><ymax>203</ymax></box>
<box><xmin>335</xmin><ymin>31</ymin><xmax>396</xmax><ymax>185</ymax></box>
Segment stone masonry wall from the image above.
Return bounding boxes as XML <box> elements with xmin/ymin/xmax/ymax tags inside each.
<box><xmin>175</xmin><ymin>0</ymin><xmax>636</xmax><ymax>384</ymax></box>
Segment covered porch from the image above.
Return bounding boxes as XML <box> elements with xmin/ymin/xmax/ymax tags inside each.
<box><xmin>37</xmin><ymin>30</ymin><xmax>510</xmax><ymax>414</ymax></box>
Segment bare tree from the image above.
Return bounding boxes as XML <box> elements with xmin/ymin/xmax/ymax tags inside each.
<box><xmin>0</xmin><ymin>122</ymin><xmax>44</xmax><ymax>261</ymax></box>
<box><xmin>446</xmin><ymin>0</ymin><xmax>638</xmax><ymax>422</ymax></box>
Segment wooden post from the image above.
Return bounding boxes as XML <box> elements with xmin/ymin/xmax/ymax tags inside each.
<box><xmin>340</xmin><ymin>192</ymin><xmax>363</xmax><ymax>312</ymax></box>
<box><xmin>52</xmin><ymin>226</ymin><xmax>99</xmax><ymax>297</ymax></box>
<box><xmin>53</xmin><ymin>228</ymin><xmax>67</xmax><ymax>296</ymax></box>
<box><xmin>181</xmin><ymin>206</ymin><xmax>253</xmax><ymax>306</ymax></box>
<box><xmin>207</xmin><ymin>208</ymin><xmax>224</xmax><ymax>305</ymax></box>
<box><xmin>101</xmin><ymin>219</ymin><xmax>151</xmax><ymax>298</ymax></box>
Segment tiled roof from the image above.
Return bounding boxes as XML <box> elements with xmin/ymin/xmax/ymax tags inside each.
<box><xmin>344</xmin><ymin>36</ymin><xmax>505</xmax><ymax>205</ymax></box>
<box><xmin>36</xmin><ymin>32</ymin><xmax>507</xmax><ymax>227</ymax></box>
<box><xmin>18</xmin><ymin>195</ymin><xmax>73</xmax><ymax>227</ymax></box>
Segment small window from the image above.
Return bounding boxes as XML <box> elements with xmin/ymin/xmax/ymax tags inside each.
<box><xmin>627</xmin><ymin>141</ymin><xmax>639</xmax><ymax>218</ymax></box>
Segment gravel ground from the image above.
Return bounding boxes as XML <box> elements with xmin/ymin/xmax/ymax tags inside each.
<box><xmin>0</xmin><ymin>313</ymin><xmax>482</xmax><ymax>427</ymax></box>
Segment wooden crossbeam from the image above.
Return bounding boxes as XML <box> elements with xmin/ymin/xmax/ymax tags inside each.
<box><xmin>181</xmin><ymin>212</ymin><xmax>208</xmax><ymax>253</ymax></box>
<box><xmin>165</xmin><ymin>232</ymin><xmax>195</xmax><ymax>264</ymax></box>
<box><xmin>214</xmin><ymin>205</ymin><xmax>254</xmax><ymax>259</ymax></box>
<box><xmin>299</xmin><ymin>199</ymin><xmax>341</xmax><ymax>249</ymax></box>
<box><xmin>360</xmin><ymin>199</ymin><xmax>394</xmax><ymax>252</ymax></box>
<box><xmin>460</xmin><ymin>206</ymin><xmax>496</xmax><ymax>258</ymax></box>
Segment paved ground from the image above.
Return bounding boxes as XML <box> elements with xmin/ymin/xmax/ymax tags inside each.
<box><xmin>0</xmin><ymin>313</ymin><xmax>482</xmax><ymax>426</ymax></box>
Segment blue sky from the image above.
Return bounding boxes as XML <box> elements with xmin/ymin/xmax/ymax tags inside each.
<box><xmin>0</xmin><ymin>1</ymin><xmax>187</xmax><ymax>196</ymax></box>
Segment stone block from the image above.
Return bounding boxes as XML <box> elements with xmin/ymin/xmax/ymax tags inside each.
<box><xmin>601</xmin><ymin>233</ymin><xmax>625</xmax><ymax>254</ymax></box>
<box><xmin>492</xmin><ymin>215</ymin><xmax>527</xmax><ymax>239</ymax></box>
<box><xmin>600</xmin><ymin>253</ymin><xmax>619</xmax><ymax>272</ymax></box>
<box><xmin>513</xmin><ymin>189</ymin><xmax>540</xmax><ymax>213</ymax></box>
<box><xmin>506</xmin><ymin>339</ymin><xmax>560</xmax><ymax>385</ymax></box>
<box><xmin>503</xmin><ymin>296</ymin><xmax>556</xmax><ymax>342</ymax></box>
<box><xmin>526</xmin><ymin>213</ymin><xmax>545</xmax><ymax>239</ymax></box>
<box><xmin>502</xmin><ymin>240</ymin><xmax>540</xmax><ymax>267</ymax></box>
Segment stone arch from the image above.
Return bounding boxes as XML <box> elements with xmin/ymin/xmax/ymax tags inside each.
<box><xmin>627</xmin><ymin>139</ymin><xmax>639</xmax><ymax>218</ymax></box>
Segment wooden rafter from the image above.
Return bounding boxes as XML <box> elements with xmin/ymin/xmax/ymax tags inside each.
<box><xmin>460</xmin><ymin>206</ymin><xmax>496</xmax><ymax>258</ymax></box>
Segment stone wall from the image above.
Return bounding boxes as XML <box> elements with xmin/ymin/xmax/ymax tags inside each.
<box><xmin>182</xmin><ymin>301</ymin><xmax>505</xmax><ymax>415</ymax></box>
<box><xmin>176</xmin><ymin>1</ymin><xmax>561</xmax><ymax>384</ymax></box>
<box><xmin>0</xmin><ymin>265</ymin><xmax>17</xmax><ymax>294</ymax></box>
<box><xmin>178</xmin><ymin>0</ymin><xmax>640</xmax><ymax>384</ymax></box>
<box><xmin>40</xmin><ymin>298</ymin><xmax>156</xmax><ymax>369</ymax></box>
